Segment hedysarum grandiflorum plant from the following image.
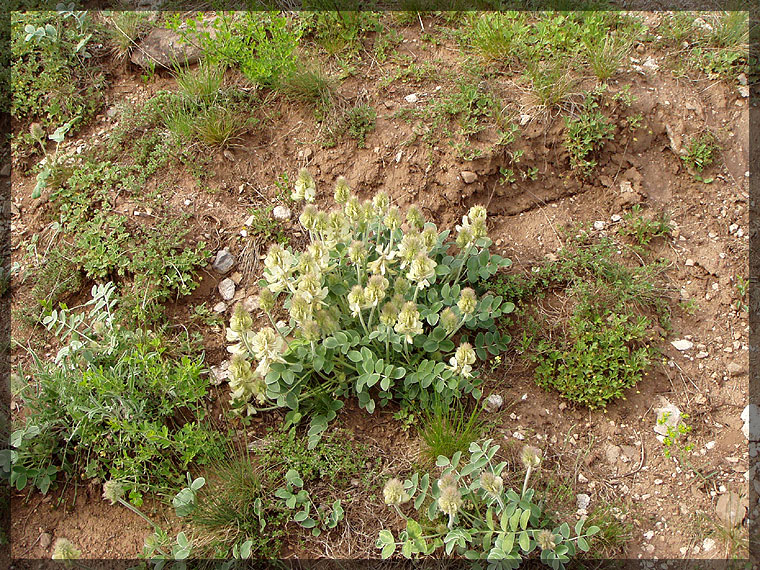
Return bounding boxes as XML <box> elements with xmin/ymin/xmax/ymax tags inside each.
<box><xmin>226</xmin><ymin>170</ymin><xmax>513</xmax><ymax>447</ymax></box>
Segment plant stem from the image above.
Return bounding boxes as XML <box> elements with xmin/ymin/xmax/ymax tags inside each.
<box><xmin>117</xmin><ymin>497</ymin><xmax>160</xmax><ymax>530</ymax></box>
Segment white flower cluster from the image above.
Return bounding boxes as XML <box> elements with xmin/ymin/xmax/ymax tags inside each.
<box><xmin>227</xmin><ymin>171</ymin><xmax>493</xmax><ymax>414</ymax></box>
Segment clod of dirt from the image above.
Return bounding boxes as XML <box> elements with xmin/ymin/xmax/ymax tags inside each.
<box><xmin>715</xmin><ymin>491</ymin><xmax>748</xmax><ymax>527</ymax></box>
<box><xmin>39</xmin><ymin>532</ymin><xmax>52</xmax><ymax>549</ymax></box>
<box><xmin>212</xmin><ymin>248</ymin><xmax>236</xmax><ymax>274</ymax></box>
<box><xmin>727</xmin><ymin>361</ymin><xmax>746</xmax><ymax>377</ymax></box>
<box><xmin>460</xmin><ymin>171</ymin><xmax>477</xmax><ymax>184</ymax></box>
<box><xmin>218</xmin><ymin>278</ymin><xmax>236</xmax><ymax>301</ymax></box>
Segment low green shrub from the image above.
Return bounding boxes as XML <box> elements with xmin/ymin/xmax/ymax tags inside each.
<box><xmin>563</xmin><ymin>91</ymin><xmax>615</xmax><ymax>176</ymax></box>
<box><xmin>530</xmin><ymin>313</ymin><xmax>653</xmax><ymax>409</ymax></box>
<box><xmin>11</xmin><ymin>10</ymin><xmax>105</xmax><ymax>158</ymax></box>
<box><xmin>225</xmin><ymin>171</ymin><xmax>513</xmax><ymax>447</ymax></box>
<box><xmin>490</xmin><ymin>228</ymin><xmax>670</xmax><ymax>409</ymax></box>
<box><xmin>377</xmin><ymin>440</ymin><xmax>599</xmax><ymax>567</ymax></box>
<box><xmin>168</xmin><ymin>12</ymin><xmax>301</xmax><ymax>88</ymax></box>
<box><xmin>6</xmin><ymin>283</ymin><xmax>217</xmax><ymax>505</ymax></box>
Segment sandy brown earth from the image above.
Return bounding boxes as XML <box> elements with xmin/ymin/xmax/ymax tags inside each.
<box><xmin>8</xmin><ymin>12</ymin><xmax>751</xmax><ymax>562</ymax></box>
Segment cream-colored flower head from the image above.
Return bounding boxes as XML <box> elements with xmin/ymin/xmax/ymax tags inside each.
<box><xmin>537</xmin><ymin>529</ymin><xmax>556</xmax><ymax>551</ymax></box>
<box><xmin>334</xmin><ymin>176</ymin><xmax>351</xmax><ymax>204</ymax></box>
<box><xmin>102</xmin><ymin>480</ymin><xmax>124</xmax><ymax>505</ymax></box>
<box><xmin>251</xmin><ymin>327</ymin><xmax>285</xmax><ymax>362</ymax></box>
<box><xmin>456</xmin><ymin>223</ymin><xmax>474</xmax><ymax>249</ymax></box>
<box><xmin>230</xmin><ymin>303</ymin><xmax>253</xmax><ymax>334</ymax></box>
<box><xmin>365</xmin><ymin>274</ymin><xmax>389</xmax><ymax>307</ymax></box>
<box><xmin>299</xmin><ymin>204</ymin><xmax>319</xmax><ymax>231</ymax></box>
<box><xmin>440</xmin><ymin>307</ymin><xmax>458</xmax><ymax>334</ymax></box>
<box><xmin>292</xmin><ymin>168</ymin><xmax>316</xmax><ymax>202</ymax></box>
<box><xmin>372</xmin><ymin>191</ymin><xmax>390</xmax><ymax>216</ymax></box>
<box><xmin>458</xmin><ymin>288</ymin><xmax>477</xmax><ymax>315</ymax></box>
<box><xmin>449</xmin><ymin>342</ymin><xmax>476</xmax><ymax>377</ymax></box>
<box><xmin>344</xmin><ymin>195</ymin><xmax>362</xmax><ymax>223</ymax></box>
<box><xmin>347</xmin><ymin>284</ymin><xmax>365</xmax><ymax>317</ymax></box>
<box><xmin>394</xmin><ymin>301</ymin><xmax>423</xmax><ymax>344</ymax></box>
<box><xmin>380</xmin><ymin>300</ymin><xmax>400</xmax><ymax>326</ymax></box>
<box><xmin>521</xmin><ymin>445</ymin><xmax>542</xmax><ymax>469</ymax></box>
<box><xmin>307</xmin><ymin>241</ymin><xmax>330</xmax><ymax>271</ymax></box>
<box><xmin>289</xmin><ymin>290</ymin><xmax>313</xmax><ymax>323</ymax></box>
<box><xmin>471</xmin><ymin>217</ymin><xmax>487</xmax><ymax>240</ymax></box>
<box><xmin>52</xmin><ymin>538</ymin><xmax>81</xmax><ymax>561</ymax></box>
<box><xmin>383</xmin><ymin>478</ymin><xmax>409</xmax><ymax>506</ymax></box>
<box><xmin>384</xmin><ymin>206</ymin><xmax>402</xmax><ymax>231</ymax></box>
<box><xmin>348</xmin><ymin>240</ymin><xmax>368</xmax><ymax>264</ymax></box>
<box><xmin>257</xmin><ymin>287</ymin><xmax>276</xmax><ymax>313</ymax></box>
<box><xmin>406</xmin><ymin>253</ymin><xmax>436</xmax><ymax>290</ymax></box>
<box><xmin>479</xmin><ymin>471</ymin><xmax>503</xmax><ymax>497</ymax></box>
<box><xmin>397</xmin><ymin>232</ymin><xmax>424</xmax><ymax>268</ymax></box>
<box><xmin>437</xmin><ymin>485</ymin><xmax>462</xmax><ymax>517</ymax></box>
<box><xmin>421</xmin><ymin>226</ymin><xmax>438</xmax><ymax>250</ymax></box>
<box><xmin>468</xmin><ymin>205</ymin><xmax>487</xmax><ymax>223</ymax></box>
<box><xmin>407</xmin><ymin>204</ymin><xmax>425</xmax><ymax>230</ymax></box>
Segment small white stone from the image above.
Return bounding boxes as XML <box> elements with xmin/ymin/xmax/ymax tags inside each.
<box><xmin>404</xmin><ymin>93</ymin><xmax>419</xmax><ymax>103</ymax></box>
<box><xmin>218</xmin><ymin>278</ymin><xmax>236</xmax><ymax>301</ymax></box>
<box><xmin>213</xmin><ymin>302</ymin><xmax>227</xmax><ymax>313</ymax></box>
<box><xmin>671</xmin><ymin>339</ymin><xmax>694</xmax><ymax>351</ymax></box>
<box><xmin>578</xmin><ymin>473</ymin><xmax>589</xmax><ymax>484</ymax></box>
<box><xmin>513</xmin><ymin>432</ymin><xmax>525</xmax><ymax>441</ymax></box>
<box><xmin>702</xmin><ymin>537</ymin><xmax>715</xmax><ymax>552</ymax></box>
<box><xmin>272</xmin><ymin>205</ymin><xmax>292</xmax><ymax>221</ymax></box>
<box><xmin>184</xmin><ymin>199</ymin><xmax>192</xmax><ymax>206</ymax></box>
<box><xmin>519</xmin><ymin>114</ymin><xmax>531</xmax><ymax>126</ymax></box>
<box><xmin>643</xmin><ymin>530</ymin><xmax>654</xmax><ymax>541</ymax></box>
<box><xmin>593</xmin><ymin>221</ymin><xmax>605</xmax><ymax>230</ymax></box>
<box><xmin>706</xmin><ymin>441</ymin><xmax>716</xmax><ymax>450</ymax></box>
<box><xmin>576</xmin><ymin>493</ymin><xmax>591</xmax><ymax>511</ymax></box>
<box><xmin>611</xmin><ymin>214</ymin><xmax>622</xmax><ymax>222</ymax></box>
<box><xmin>483</xmin><ymin>394</ymin><xmax>503</xmax><ymax>413</ymax></box>
<box><xmin>685</xmin><ymin>259</ymin><xmax>695</xmax><ymax>266</ymax></box>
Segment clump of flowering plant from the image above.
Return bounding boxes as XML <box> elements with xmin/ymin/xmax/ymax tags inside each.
<box><xmin>226</xmin><ymin>172</ymin><xmax>513</xmax><ymax>446</ymax></box>
<box><xmin>376</xmin><ymin>440</ymin><xmax>600</xmax><ymax>568</ymax></box>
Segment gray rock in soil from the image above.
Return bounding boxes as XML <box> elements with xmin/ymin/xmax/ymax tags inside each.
<box><xmin>716</xmin><ymin>491</ymin><xmax>747</xmax><ymax>527</ymax></box>
<box><xmin>130</xmin><ymin>27</ymin><xmax>205</xmax><ymax>69</ymax></box>
<box><xmin>727</xmin><ymin>361</ymin><xmax>746</xmax><ymax>376</ymax></box>
<box><xmin>0</xmin><ymin>163</ymin><xmax>10</xmax><ymax>177</ymax></box>
<box><xmin>39</xmin><ymin>532</ymin><xmax>52</xmax><ymax>549</ymax></box>
<box><xmin>654</xmin><ymin>400</ymin><xmax>682</xmax><ymax>437</ymax></box>
<box><xmin>576</xmin><ymin>493</ymin><xmax>591</xmax><ymax>511</ymax></box>
<box><xmin>213</xmin><ymin>302</ymin><xmax>227</xmax><ymax>313</ymax></box>
<box><xmin>483</xmin><ymin>394</ymin><xmax>503</xmax><ymax>413</ymax></box>
<box><xmin>212</xmin><ymin>249</ymin><xmax>235</xmax><ymax>274</ymax></box>
<box><xmin>218</xmin><ymin>278</ymin><xmax>236</xmax><ymax>301</ymax></box>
